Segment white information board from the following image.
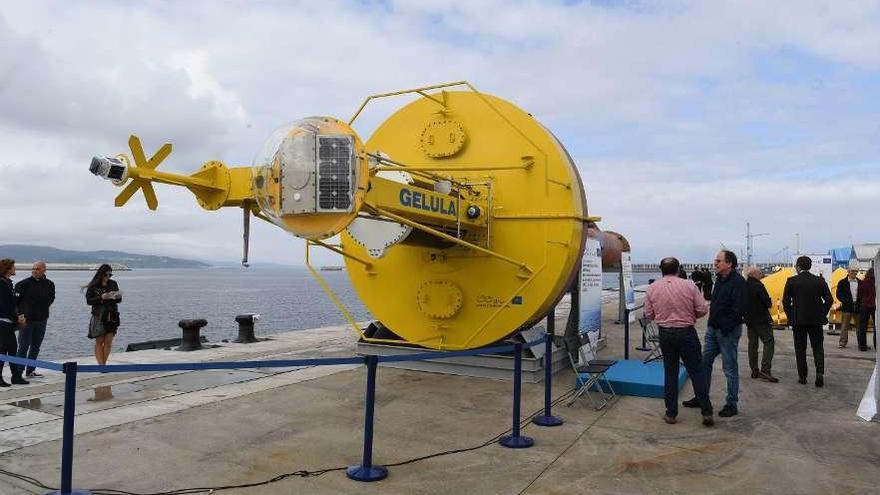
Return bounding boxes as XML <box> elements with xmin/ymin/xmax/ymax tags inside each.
<box><xmin>579</xmin><ymin>237</ymin><xmax>603</xmax><ymax>339</ymax></box>
<box><xmin>792</xmin><ymin>254</ymin><xmax>833</xmax><ymax>285</ymax></box>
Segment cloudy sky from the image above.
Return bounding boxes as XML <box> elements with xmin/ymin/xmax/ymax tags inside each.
<box><xmin>1</xmin><ymin>0</ymin><xmax>877</xmax><ymax>266</ymax></box>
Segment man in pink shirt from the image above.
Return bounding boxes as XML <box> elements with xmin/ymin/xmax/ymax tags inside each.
<box><xmin>645</xmin><ymin>257</ymin><xmax>714</xmax><ymax>426</ymax></box>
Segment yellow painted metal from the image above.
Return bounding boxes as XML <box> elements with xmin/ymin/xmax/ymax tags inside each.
<box><xmin>763</xmin><ymin>267</ymin><xmax>795</xmax><ymax>325</ymax></box>
<box><xmin>417</xmin><ymin>280</ymin><xmax>464</xmax><ymax>319</ymax></box>
<box><xmin>420</xmin><ymin>118</ymin><xmax>467</xmax><ymax>158</ymax></box>
<box><xmin>364</xmin><ymin>202</ymin><xmax>531</xmax><ymax>276</ymax></box>
<box><xmin>763</xmin><ymin>267</ymin><xmax>856</xmax><ymax>326</ymax></box>
<box><xmin>366</xmin><ymin>175</ymin><xmax>487</xmax><ymax>229</ymax></box>
<box><xmin>104</xmin><ymin>83</ymin><xmax>591</xmax><ymax>350</ymax></box>
<box><xmin>305</xmin><ymin>239</ymin><xmax>440</xmax><ymax>346</ymax></box>
<box><xmin>344</xmin><ymin>89</ymin><xmax>587</xmax><ymax>349</ymax></box>
<box><xmin>115</xmin><ymin>135</ymin><xmax>251</xmax><ymax>213</ymax></box>
<box><xmin>827</xmin><ymin>268</ymin><xmax>849</xmax><ymax>325</ymax></box>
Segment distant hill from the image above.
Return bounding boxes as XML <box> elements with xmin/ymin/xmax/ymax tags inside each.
<box><xmin>0</xmin><ymin>245</ymin><xmax>210</xmax><ymax>269</ymax></box>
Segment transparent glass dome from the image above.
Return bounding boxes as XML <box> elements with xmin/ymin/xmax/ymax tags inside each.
<box><xmin>252</xmin><ymin>117</ymin><xmax>364</xmax><ymax>239</ymax></box>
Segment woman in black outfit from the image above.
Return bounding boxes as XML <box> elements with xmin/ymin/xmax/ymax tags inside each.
<box><xmin>84</xmin><ymin>264</ymin><xmax>122</xmax><ymax>365</ymax></box>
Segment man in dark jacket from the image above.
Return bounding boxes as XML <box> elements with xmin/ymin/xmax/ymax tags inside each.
<box><xmin>836</xmin><ymin>265</ymin><xmax>860</xmax><ymax>348</ymax></box>
<box><xmin>684</xmin><ymin>250</ymin><xmax>747</xmax><ymax>418</ymax></box>
<box><xmin>745</xmin><ymin>267</ymin><xmax>777</xmax><ymax>382</ymax></box>
<box><xmin>14</xmin><ymin>261</ymin><xmax>55</xmax><ymax>378</ymax></box>
<box><xmin>783</xmin><ymin>256</ymin><xmax>833</xmax><ymax>387</ymax></box>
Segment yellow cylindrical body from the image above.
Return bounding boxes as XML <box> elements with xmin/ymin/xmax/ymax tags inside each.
<box><xmin>343</xmin><ymin>91</ymin><xmax>588</xmax><ymax>349</ymax></box>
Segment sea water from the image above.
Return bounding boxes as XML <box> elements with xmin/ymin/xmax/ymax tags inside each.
<box><xmin>13</xmin><ymin>268</ymin><xmax>658</xmax><ymax>361</ymax></box>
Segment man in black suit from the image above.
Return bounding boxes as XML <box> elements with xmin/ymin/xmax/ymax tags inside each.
<box><xmin>783</xmin><ymin>256</ymin><xmax>834</xmax><ymax>387</ymax></box>
<box><xmin>835</xmin><ymin>265</ymin><xmax>860</xmax><ymax>348</ymax></box>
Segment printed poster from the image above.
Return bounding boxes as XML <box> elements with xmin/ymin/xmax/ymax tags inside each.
<box><xmin>579</xmin><ymin>237</ymin><xmax>603</xmax><ymax>340</ymax></box>
<box><xmin>621</xmin><ymin>251</ymin><xmax>636</xmax><ymax>323</ymax></box>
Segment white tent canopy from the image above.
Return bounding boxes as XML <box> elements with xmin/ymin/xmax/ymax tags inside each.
<box><xmin>853</xmin><ymin>243</ymin><xmax>880</xmax><ymax>271</ymax></box>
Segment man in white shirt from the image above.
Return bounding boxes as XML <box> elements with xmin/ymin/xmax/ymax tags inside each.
<box><xmin>836</xmin><ymin>265</ymin><xmax>860</xmax><ymax>348</ymax></box>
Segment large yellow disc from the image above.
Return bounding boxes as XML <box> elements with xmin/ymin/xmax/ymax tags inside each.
<box><xmin>343</xmin><ymin>91</ymin><xmax>587</xmax><ymax>350</ymax></box>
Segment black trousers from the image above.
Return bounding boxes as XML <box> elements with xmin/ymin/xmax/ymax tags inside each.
<box><xmin>0</xmin><ymin>321</ymin><xmax>22</xmax><ymax>379</ymax></box>
<box><xmin>659</xmin><ymin>326</ymin><xmax>712</xmax><ymax>417</ymax></box>
<box><xmin>857</xmin><ymin>308</ymin><xmax>876</xmax><ymax>351</ymax></box>
<box><xmin>793</xmin><ymin>325</ymin><xmax>824</xmax><ymax>380</ymax></box>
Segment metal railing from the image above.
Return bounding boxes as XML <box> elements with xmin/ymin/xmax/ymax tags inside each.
<box><xmin>1</xmin><ymin>328</ymin><xmax>563</xmax><ymax>493</ymax></box>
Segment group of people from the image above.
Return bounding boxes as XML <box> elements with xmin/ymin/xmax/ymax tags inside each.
<box><xmin>644</xmin><ymin>250</ymin><xmax>864</xmax><ymax>426</ymax></box>
<box><xmin>0</xmin><ymin>260</ymin><xmax>123</xmax><ymax>385</ymax></box>
<box><xmin>0</xmin><ymin>259</ymin><xmax>55</xmax><ymax>386</ymax></box>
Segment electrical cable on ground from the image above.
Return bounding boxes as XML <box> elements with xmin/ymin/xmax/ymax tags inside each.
<box><xmin>0</xmin><ymin>386</ymin><xmax>598</xmax><ymax>495</ymax></box>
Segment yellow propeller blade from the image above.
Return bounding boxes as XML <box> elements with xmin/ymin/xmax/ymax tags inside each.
<box><xmin>115</xmin><ymin>181</ymin><xmax>142</xmax><ymax>207</ymax></box>
<box><xmin>142</xmin><ymin>183</ymin><xmax>158</xmax><ymax>210</ymax></box>
<box><xmin>117</xmin><ymin>136</ymin><xmax>172</xmax><ymax>210</ymax></box>
<box><xmin>146</xmin><ymin>143</ymin><xmax>172</xmax><ymax>169</ymax></box>
<box><xmin>128</xmin><ymin>135</ymin><xmax>147</xmax><ymax>167</ymax></box>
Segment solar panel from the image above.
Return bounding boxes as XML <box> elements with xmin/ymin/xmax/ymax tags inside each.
<box><xmin>316</xmin><ymin>135</ymin><xmax>355</xmax><ymax>212</ymax></box>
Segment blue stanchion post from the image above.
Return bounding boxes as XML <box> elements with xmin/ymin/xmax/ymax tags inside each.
<box><xmin>500</xmin><ymin>342</ymin><xmax>534</xmax><ymax>448</ymax></box>
<box><xmin>346</xmin><ymin>355</ymin><xmax>388</xmax><ymax>482</ymax></box>
<box><xmin>533</xmin><ymin>310</ymin><xmax>563</xmax><ymax>427</ymax></box>
<box><xmin>47</xmin><ymin>362</ymin><xmax>92</xmax><ymax>495</ymax></box>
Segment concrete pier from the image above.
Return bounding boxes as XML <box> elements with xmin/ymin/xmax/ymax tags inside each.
<box><xmin>0</xmin><ymin>295</ymin><xmax>877</xmax><ymax>494</ymax></box>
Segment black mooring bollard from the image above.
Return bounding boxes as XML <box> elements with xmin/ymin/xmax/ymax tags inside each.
<box><xmin>234</xmin><ymin>314</ymin><xmax>260</xmax><ymax>343</ymax></box>
<box><xmin>177</xmin><ymin>319</ymin><xmax>208</xmax><ymax>351</ymax></box>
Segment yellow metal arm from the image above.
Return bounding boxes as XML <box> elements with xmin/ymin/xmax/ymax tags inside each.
<box><xmin>114</xmin><ymin>135</ymin><xmax>255</xmax><ymax>211</ymax></box>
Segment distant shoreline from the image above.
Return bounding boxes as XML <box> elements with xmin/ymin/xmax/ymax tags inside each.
<box><xmin>19</xmin><ymin>262</ymin><xmax>131</xmax><ymax>271</ymax></box>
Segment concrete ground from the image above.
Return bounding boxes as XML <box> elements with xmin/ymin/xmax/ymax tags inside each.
<box><xmin>0</xmin><ymin>294</ymin><xmax>877</xmax><ymax>494</ymax></box>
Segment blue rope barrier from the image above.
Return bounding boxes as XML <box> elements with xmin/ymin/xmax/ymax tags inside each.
<box><xmin>64</xmin><ymin>337</ymin><xmax>546</xmax><ymax>374</ymax></box>
<box><xmin>26</xmin><ymin>333</ymin><xmax>549</xmax><ymax>491</ymax></box>
<box><xmin>76</xmin><ymin>356</ymin><xmax>366</xmax><ymax>373</ymax></box>
<box><xmin>0</xmin><ymin>354</ymin><xmax>64</xmax><ymax>371</ymax></box>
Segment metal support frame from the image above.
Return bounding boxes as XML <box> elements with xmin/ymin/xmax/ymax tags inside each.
<box><xmin>364</xmin><ymin>203</ymin><xmax>532</xmax><ymax>275</ymax></box>
<box><xmin>47</xmin><ymin>362</ymin><xmax>92</xmax><ymax>495</ymax></box>
<box><xmin>347</xmin><ymin>356</ymin><xmax>388</xmax><ymax>482</ymax></box>
<box><xmin>499</xmin><ymin>342</ymin><xmax>535</xmax><ymax>448</ymax></box>
<box><xmin>624</xmin><ymin>308</ymin><xmax>631</xmax><ymax>361</ymax></box>
<box><xmin>533</xmin><ymin>308</ymin><xmax>563</xmax><ymax>427</ymax></box>
<box><xmin>635</xmin><ymin>320</ymin><xmax>651</xmax><ymax>352</ymax></box>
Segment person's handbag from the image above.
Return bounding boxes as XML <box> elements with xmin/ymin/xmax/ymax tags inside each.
<box><xmin>101</xmin><ymin>308</ymin><xmax>121</xmax><ymax>330</ymax></box>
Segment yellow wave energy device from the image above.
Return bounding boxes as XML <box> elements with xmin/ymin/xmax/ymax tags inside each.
<box><xmin>89</xmin><ymin>82</ymin><xmax>597</xmax><ymax>350</ymax></box>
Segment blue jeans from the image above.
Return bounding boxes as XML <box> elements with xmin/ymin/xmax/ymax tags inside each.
<box><xmin>703</xmin><ymin>325</ymin><xmax>742</xmax><ymax>408</ymax></box>
<box><xmin>17</xmin><ymin>320</ymin><xmax>47</xmax><ymax>374</ymax></box>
